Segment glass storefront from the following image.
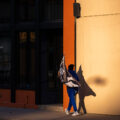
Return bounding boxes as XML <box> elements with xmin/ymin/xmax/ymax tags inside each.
<box><xmin>0</xmin><ymin>0</ymin><xmax>63</xmax><ymax>104</ymax></box>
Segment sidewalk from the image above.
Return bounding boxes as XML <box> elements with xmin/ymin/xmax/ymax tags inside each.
<box><xmin>0</xmin><ymin>107</ymin><xmax>120</xmax><ymax>120</ymax></box>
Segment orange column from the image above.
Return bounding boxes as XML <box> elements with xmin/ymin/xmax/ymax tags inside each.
<box><xmin>63</xmin><ymin>0</ymin><xmax>75</xmax><ymax>110</ymax></box>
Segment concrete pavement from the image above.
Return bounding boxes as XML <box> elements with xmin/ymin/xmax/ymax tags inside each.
<box><xmin>0</xmin><ymin>107</ymin><xmax>120</xmax><ymax>120</ymax></box>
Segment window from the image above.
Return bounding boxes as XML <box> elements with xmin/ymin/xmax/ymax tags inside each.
<box><xmin>0</xmin><ymin>0</ymin><xmax>10</xmax><ymax>23</ymax></box>
<box><xmin>40</xmin><ymin>0</ymin><xmax>63</xmax><ymax>22</ymax></box>
<box><xmin>47</xmin><ymin>30</ymin><xmax>63</xmax><ymax>88</ymax></box>
<box><xmin>18</xmin><ymin>32</ymin><xmax>36</xmax><ymax>89</ymax></box>
<box><xmin>16</xmin><ymin>0</ymin><xmax>35</xmax><ymax>22</ymax></box>
<box><xmin>0</xmin><ymin>33</ymin><xmax>11</xmax><ymax>87</ymax></box>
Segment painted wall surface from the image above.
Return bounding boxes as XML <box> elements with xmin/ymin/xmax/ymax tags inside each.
<box><xmin>76</xmin><ymin>0</ymin><xmax>120</xmax><ymax>115</ymax></box>
<box><xmin>63</xmin><ymin>0</ymin><xmax>75</xmax><ymax>110</ymax></box>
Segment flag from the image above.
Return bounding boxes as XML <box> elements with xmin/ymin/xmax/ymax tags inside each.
<box><xmin>59</xmin><ymin>56</ymin><xmax>80</xmax><ymax>87</ymax></box>
<box><xmin>59</xmin><ymin>56</ymin><xmax>67</xmax><ymax>83</ymax></box>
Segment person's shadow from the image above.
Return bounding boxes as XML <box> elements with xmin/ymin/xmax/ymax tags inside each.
<box><xmin>77</xmin><ymin>65</ymin><xmax>96</xmax><ymax>114</ymax></box>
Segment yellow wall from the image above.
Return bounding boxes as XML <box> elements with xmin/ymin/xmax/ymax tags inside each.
<box><xmin>76</xmin><ymin>0</ymin><xmax>120</xmax><ymax>115</ymax></box>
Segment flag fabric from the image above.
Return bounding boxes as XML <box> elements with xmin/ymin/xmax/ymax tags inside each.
<box><xmin>59</xmin><ymin>56</ymin><xmax>67</xmax><ymax>83</ymax></box>
<box><xmin>59</xmin><ymin>56</ymin><xmax>79</xmax><ymax>87</ymax></box>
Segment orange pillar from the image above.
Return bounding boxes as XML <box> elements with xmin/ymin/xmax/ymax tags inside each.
<box><xmin>63</xmin><ymin>0</ymin><xmax>75</xmax><ymax>110</ymax></box>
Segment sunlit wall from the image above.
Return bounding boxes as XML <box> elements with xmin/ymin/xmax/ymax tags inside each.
<box><xmin>76</xmin><ymin>0</ymin><xmax>120</xmax><ymax>115</ymax></box>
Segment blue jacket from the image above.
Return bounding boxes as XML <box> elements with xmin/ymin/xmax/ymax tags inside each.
<box><xmin>68</xmin><ymin>70</ymin><xmax>80</xmax><ymax>82</ymax></box>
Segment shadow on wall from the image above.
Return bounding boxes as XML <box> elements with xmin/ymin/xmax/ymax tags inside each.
<box><xmin>87</xmin><ymin>76</ymin><xmax>107</xmax><ymax>86</ymax></box>
<box><xmin>77</xmin><ymin>65</ymin><xmax>96</xmax><ymax>114</ymax></box>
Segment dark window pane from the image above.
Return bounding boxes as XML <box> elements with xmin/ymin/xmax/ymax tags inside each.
<box><xmin>47</xmin><ymin>30</ymin><xmax>63</xmax><ymax>88</ymax></box>
<box><xmin>20</xmin><ymin>45</ymin><xmax>27</xmax><ymax>88</ymax></box>
<box><xmin>0</xmin><ymin>0</ymin><xmax>10</xmax><ymax>23</ymax></box>
<box><xmin>30</xmin><ymin>32</ymin><xmax>35</xmax><ymax>43</ymax></box>
<box><xmin>40</xmin><ymin>0</ymin><xmax>63</xmax><ymax>22</ymax></box>
<box><xmin>29</xmin><ymin>47</ymin><xmax>35</xmax><ymax>88</ymax></box>
<box><xmin>18</xmin><ymin>32</ymin><xmax>36</xmax><ymax>89</ymax></box>
<box><xmin>16</xmin><ymin>0</ymin><xmax>35</xmax><ymax>22</ymax></box>
<box><xmin>0</xmin><ymin>33</ymin><xmax>11</xmax><ymax>87</ymax></box>
<box><xmin>19</xmin><ymin>32</ymin><xmax>27</xmax><ymax>43</ymax></box>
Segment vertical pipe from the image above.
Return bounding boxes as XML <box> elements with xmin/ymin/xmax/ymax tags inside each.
<box><xmin>74</xmin><ymin>0</ymin><xmax>77</xmax><ymax>71</ymax></box>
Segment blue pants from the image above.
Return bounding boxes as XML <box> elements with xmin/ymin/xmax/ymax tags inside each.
<box><xmin>67</xmin><ymin>87</ymin><xmax>77</xmax><ymax>112</ymax></box>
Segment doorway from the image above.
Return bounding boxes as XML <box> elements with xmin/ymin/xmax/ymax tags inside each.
<box><xmin>40</xmin><ymin>29</ymin><xmax>63</xmax><ymax>104</ymax></box>
<box><xmin>16</xmin><ymin>30</ymin><xmax>63</xmax><ymax>104</ymax></box>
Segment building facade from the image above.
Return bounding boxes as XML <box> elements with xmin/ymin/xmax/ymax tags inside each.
<box><xmin>0</xmin><ymin>0</ymin><xmax>63</xmax><ymax>108</ymax></box>
<box><xmin>63</xmin><ymin>0</ymin><xmax>120</xmax><ymax>115</ymax></box>
<box><xmin>0</xmin><ymin>0</ymin><xmax>120</xmax><ymax>115</ymax></box>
